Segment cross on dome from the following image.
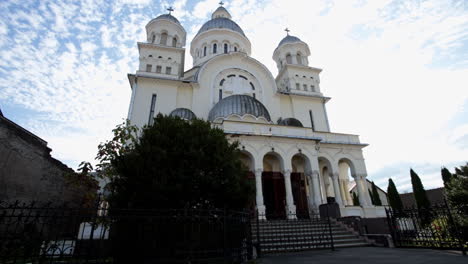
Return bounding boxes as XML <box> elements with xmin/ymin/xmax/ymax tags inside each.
<box><xmin>167</xmin><ymin>6</ymin><xmax>174</xmax><ymax>14</ymax></box>
<box><xmin>219</xmin><ymin>1</ymin><xmax>224</xmax><ymax>6</ymax></box>
<box><xmin>285</xmin><ymin>28</ymin><xmax>290</xmax><ymax>36</ymax></box>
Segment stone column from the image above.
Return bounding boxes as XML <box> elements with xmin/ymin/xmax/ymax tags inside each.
<box><xmin>283</xmin><ymin>169</ymin><xmax>296</xmax><ymax>219</ymax></box>
<box><xmin>331</xmin><ymin>173</ymin><xmax>344</xmax><ymax>206</ymax></box>
<box><xmin>354</xmin><ymin>174</ymin><xmax>371</xmax><ymax>207</ymax></box>
<box><xmin>308</xmin><ymin>170</ymin><xmax>322</xmax><ymax>212</ymax></box>
<box><xmin>254</xmin><ymin>169</ymin><xmax>266</xmax><ymax>219</ymax></box>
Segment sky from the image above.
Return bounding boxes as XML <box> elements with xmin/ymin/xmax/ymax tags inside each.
<box><xmin>0</xmin><ymin>0</ymin><xmax>467</xmax><ymax>193</ymax></box>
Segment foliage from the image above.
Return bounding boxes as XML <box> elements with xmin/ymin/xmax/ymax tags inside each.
<box><xmin>441</xmin><ymin>167</ymin><xmax>454</xmax><ymax>189</ymax></box>
<box><xmin>106</xmin><ymin>114</ymin><xmax>254</xmax><ymax>210</ymax></box>
<box><xmin>446</xmin><ymin>163</ymin><xmax>468</xmax><ymax>231</ymax></box>
<box><xmin>371</xmin><ymin>181</ymin><xmax>382</xmax><ymax>206</ymax></box>
<box><xmin>64</xmin><ymin>161</ymin><xmax>99</xmax><ymax>207</ymax></box>
<box><xmin>410</xmin><ymin>169</ymin><xmax>430</xmax><ymax>210</ymax></box>
<box><xmin>387</xmin><ymin>178</ymin><xmax>404</xmax><ymax>213</ymax></box>
<box><xmin>352</xmin><ymin>192</ymin><xmax>360</xmax><ymax>206</ymax></box>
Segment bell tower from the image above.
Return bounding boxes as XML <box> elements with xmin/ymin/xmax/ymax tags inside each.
<box><xmin>137</xmin><ymin>8</ymin><xmax>187</xmax><ymax>79</ymax></box>
<box><xmin>272</xmin><ymin>30</ymin><xmax>322</xmax><ymax>96</ymax></box>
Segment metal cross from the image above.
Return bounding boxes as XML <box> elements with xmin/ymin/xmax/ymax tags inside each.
<box><xmin>285</xmin><ymin>28</ymin><xmax>290</xmax><ymax>35</ymax></box>
<box><xmin>167</xmin><ymin>6</ymin><xmax>174</xmax><ymax>14</ymax></box>
<box><xmin>219</xmin><ymin>1</ymin><xmax>224</xmax><ymax>6</ymax></box>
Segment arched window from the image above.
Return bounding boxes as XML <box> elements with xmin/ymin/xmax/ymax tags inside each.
<box><xmin>172</xmin><ymin>37</ymin><xmax>177</xmax><ymax>47</ymax></box>
<box><xmin>234</xmin><ymin>46</ymin><xmax>238</xmax><ymax>52</ymax></box>
<box><xmin>296</xmin><ymin>53</ymin><xmax>302</xmax><ymax>65</ymax></box>
<box><xmin>286</xmin><ymin>54</ymin><xmax>292</xmax><ymax>64</ymax></box>
<box><xmin>151</xmin><ymin>34</ymin><xmax>156</xmax><ymax>43</ymax></box>
<box><xmin>203</xmin><ymin>46</ymin><xmax>207</xmax><ymax>57</ymax></box>
<box><xmin>213</xmin><ymin>43</ymin><xmax>217</xmax><ymax>54</ymax></box>
<box><xmin>224</xmin><ymin>43</ymin><xmax>228</xmax><ymax>53</ymax></box>
<box><xmin>160</xmin><ymin>32</ymin><xmax>168</xmax><ymax>45</ymax></box>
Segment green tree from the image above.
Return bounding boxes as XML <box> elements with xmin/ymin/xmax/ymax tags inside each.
<box><xmin>352</xmin><ymin>192</ymin><xmax>360</xmax><ymax>206</ymax></box>
<box><xmin>441</xmin><ymin>167</ymin><xmax>454</xmax><ymax>189</ymax></box>
<box><xmin>410</xmin><ymin>169</ymin><xmax>430</xmax><ymax>210</ymax></box>
<box><xmin>387</xmin><ymin>178</ymin><xmax>404</xmax><ymax>213</ymax></box>
<box><xmin>446</xmin><ymin>163</ymin><xmax>468</xmax><ymax>234</ymax></box>
<box><xmin>371</xmin><ymin>181</ymin><xmax>382</xmax><ymax>206</ymax></box>
<box><xmin>106</xmin><ymin>114</ymin><xmax>254</xmax><ymax>210</ymax></box>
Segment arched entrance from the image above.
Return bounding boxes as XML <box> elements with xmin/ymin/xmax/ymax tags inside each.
<box><xmin>291</xmin><ymin>154</ymin><xmax>310</xmax><ymax>218</ymax></box>
<box><xmin>262</xmin><ymin>153</ymin><xmax>286</xmax><ymax>219</ymax></box>
<box><xmin>338</xmin><ymin>158</ymin><xmax>357</xmax><ymax>206</ymax></box>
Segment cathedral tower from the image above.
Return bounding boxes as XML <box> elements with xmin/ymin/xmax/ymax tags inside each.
<box><xmin>137</xmin><ymin>8</ymin><xmax>187</xmax><ymax>79</ymax></box>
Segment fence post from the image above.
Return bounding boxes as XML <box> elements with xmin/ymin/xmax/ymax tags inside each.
<box><xmin>256</xmin><ymin>209</ymin><xmax>262</xmax><ymax>258</ymax></box>
<box><xmin>385</xmin><ymin>208</ymin><xmax>397</xmax><ymax>248</ymax></box>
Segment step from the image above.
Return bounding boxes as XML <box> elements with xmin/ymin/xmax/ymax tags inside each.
<box><xmin>252</xmin><ymin>230</ymin><xmax>351</xmax><ymax>238</ymax></box>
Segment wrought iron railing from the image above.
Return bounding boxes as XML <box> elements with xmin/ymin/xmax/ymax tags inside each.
<box><xmin>0</xmin><ymin>199</ymin><xmax>253</xmax><ymax>263</ymax></box>
<box><xmin>386</xmin><ymin>205</ymin><xmax>467</xmax><ymax>255</ymax></box>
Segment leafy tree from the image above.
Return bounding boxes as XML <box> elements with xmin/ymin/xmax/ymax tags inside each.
<box><xmin>371</xmin><ymin>181</ymin><xmax>382</xmax><ymax>206</ymax></box>
<box><xmin>106</xmin><ymin>114</ymin><xmax>254</xmax><ymax>210</ymax></box>
<box><xmin>441</xmin><ymin>167</ymin><xmax>454</xmax><ymax>189</ymax></box>
<box><xmin>352</xmin><ymin>192</ymin><xmax>360</xmax><ymax>206</ymax></box>
<box><xmin>410</xmin><ymin>169</ymin><xmax>430</xmax><ymax>210</ymax></box>
<box><xmin>446</xmin><ymin>163</ymin><xmax>468</xmax><ymax>236</ymax></box>
<box><xmin>387</xmin><ymin>178</ymin><xmax>404</xmax><ymax>213</ymax></box>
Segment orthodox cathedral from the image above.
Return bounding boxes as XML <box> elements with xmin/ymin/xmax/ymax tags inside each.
<box><xmin>126</xmin><ymin>4</ymin><xmax>385</xmax><ymax>219</ymax></box>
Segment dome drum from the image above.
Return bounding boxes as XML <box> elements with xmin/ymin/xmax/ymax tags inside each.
<box><xmin>278</xmin><ymin>118</ymin><xmax>303</xmax><ymax>127</ymax></box>
<box><xmin>169</xmin><ymin>108</ymin><xmax>197</xmax><ymax>120</ymax></box>
<box><xmin>208</xmin><ymin>95</ymin><xmax>271</xmax><ymax>122</ymax></box>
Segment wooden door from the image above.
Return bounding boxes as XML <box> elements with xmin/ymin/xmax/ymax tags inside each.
<box><xmin>262</xmin><ymin>172</ymin><xmax>286</xmax><ymax>219</ymax></box>
<box><xmin>291</xmin><ymin>172</ymin><xmax>309</xmax><ymax>218</ymax></box>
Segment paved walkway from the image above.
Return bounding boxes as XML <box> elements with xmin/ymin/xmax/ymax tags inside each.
<box><xmin>259</xmin><ymin>247</ymin><xmax>466</xmax><ymax>264</ymax></box>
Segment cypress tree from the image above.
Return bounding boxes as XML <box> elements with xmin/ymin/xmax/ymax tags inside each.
<box><xmin>371</xmin><ymin>181</ymin><xmax>382</xmax><ymax>206</ymax></box>
<box><xmin>410</xmin><ymin>169</ymin><xmax>431</xmax><ymax>210</ymax></box>
<box><xmin>441</xmin><ymin>167</ymin><xmax>453</xmax><ymax>189</ymax></box>
<box><xmin>352</xmin><ymin>192</ymin><xmax>360</xmax><ymax>206</ymax></box>
<box><xmin>387</xmin><ymin>178</ymin><xmax>404</xmax><ymax>213</ymax></box>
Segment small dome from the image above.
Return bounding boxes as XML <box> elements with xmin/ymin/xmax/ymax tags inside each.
<box><xmin>196</xmin><ymin>17</ymin><xmax>246</xmax><ymax>37</ymax></box>
<box><xmin>278</xmin><ymin>118</ymin><xmax>303</xmax><ymax>127</ymax></box>
<box><xmin>169</xmin><ymin>108</ymin><xmax>196</xmax><ymax>120</ymax></box>
<box><xmin>212</xmin><ymin>6</ymin><xmax>232</xmax><ymax>19</ymax></box>
<box><xmin>153</xmin><ymin>14</ymin><xmax>181</xmax><ymax>25</ymax></box>
<box><xmin>277</xmin><ymin>35</ymin><xmax>304</xmax><ymax>48</ymax></box>
<box><xmin>208</xmin><ymin>95</ymin><xmax>271</xmax><ymax>122</ymax></box>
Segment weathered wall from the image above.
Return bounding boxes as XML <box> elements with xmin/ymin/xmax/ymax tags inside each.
<box><xmin>0</xmin><ymin>116</ymin><xmax>83</xmax><ymax>204</ymax></box>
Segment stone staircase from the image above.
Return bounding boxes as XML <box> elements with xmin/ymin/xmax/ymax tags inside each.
<box><xmin>251</xmin><ymin>218</ymin><xmax>369</xmax><ymax>254</ymax></box>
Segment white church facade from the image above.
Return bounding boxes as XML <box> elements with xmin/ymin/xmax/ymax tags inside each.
<box><xmin>126</xmin><ymin>5</ymin><xmax>385</xmax><ymax>219</ymax></box>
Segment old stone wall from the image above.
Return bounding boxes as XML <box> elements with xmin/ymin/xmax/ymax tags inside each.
<box><xmin>0</xmin><ymin>116</ymin><xmax>84</xmax><ymax>204</ymax></box>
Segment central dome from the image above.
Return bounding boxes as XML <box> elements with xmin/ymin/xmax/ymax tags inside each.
<box><xmin>196</xmin><ymin>17</ymin><xmax>246</xmax><ymax>37</ymax></box>
<box><xmin>208</xmin><ymin>95</ymin><xmax>271</xmax><ymax>122</ymax></box>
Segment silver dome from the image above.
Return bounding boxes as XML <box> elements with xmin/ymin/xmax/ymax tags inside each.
<box><xmin>208</xmin><ymin>95</ymin><xmax>271</xmax><ymax>121</ymax></box>
<box><xmin>196</xmin><ymin>18</ymin><xmax>246</xmax><ymax>37</ymax></box>
<box><xmin>153</xmin><ymin>14</ymin><xmax>181</xmax><ymax>25</ymax></box>
<box><xmin>278</xmin><ymin>118</ymin><xmax>303</xmax><ymax>127</ymax></box>
<box><xmin>277</xmin><ymin>35</ymin><xmax>303</xmax><ymax>48</ymax></box>
<box><xmin>169</xmin><ymin>108</ymin><xmax>196</xmax><ymax>120</ymax></box>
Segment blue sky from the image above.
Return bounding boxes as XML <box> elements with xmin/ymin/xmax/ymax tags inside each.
<box><xmin>1</xmin><ymin>0</ymin><xmax>467</xmax><ymax>192</ymax></box>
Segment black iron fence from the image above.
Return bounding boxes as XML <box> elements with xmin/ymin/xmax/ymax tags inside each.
<box><xmin>252</xmin><ymin>210</ymin><xmax>335</xmax><ymax>255</ymax></box>
<box><xmin>386</xmin><ymin>205</ymin><xmax>467</xmax><ymax>255</ymax></box>
<box><xmin>0</xmin><ymin>199</ymin><xmax>252</xmax><ymax>263</ymax></box>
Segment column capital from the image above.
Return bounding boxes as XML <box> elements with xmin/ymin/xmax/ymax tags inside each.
<box><xmin>306</xmin><ymin>170</ymin><xmax>320</xmax><ymax>178</ymax></box>
<box><xmin>282</xmin><ymin>169</ymin><xmax>292</xmax><ymax>175</ymax></box>
<box><xmin>255</xmin><ymin>168</ymin><xmax>263</xmax><ymax>175</ymax></box>
<box><xmin>330</xmin><ymin>172</ymin><xmax>340</xmax><ymax>179</ymax></box>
